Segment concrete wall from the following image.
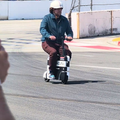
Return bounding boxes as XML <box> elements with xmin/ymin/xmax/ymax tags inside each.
<box><xmin>0</xmin><ymin>1</ymin><xmax>8</xmax><ymax>20</ymax></box>
<box><xmin>71</xmin><ymin>10</ymin><xmax>120</xmax><ymax>38</ymax></box>
<box><xmin>8</xmin><ymin>1</ymin><xmax>50</xmax><ymax>20</ymax></box>
<box><xmin>112</xmin><ymin>10</ymin><xmax>120</xmax><ymax>34</ymax></box>
<box><xmin>80</xmin><ymin>11</ymin><xmax>111</xmax><ymax>37</ymax></box>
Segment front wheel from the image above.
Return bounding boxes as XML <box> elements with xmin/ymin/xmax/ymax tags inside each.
<box><xmin>43</xmin><ymin>71</ymin><xmax>50</xmax><ymax>82</ymax></box>
<box><xmin>44</xmin><ymin>78</ymin><xmax>50</xmax><ymax>82</ymax></box>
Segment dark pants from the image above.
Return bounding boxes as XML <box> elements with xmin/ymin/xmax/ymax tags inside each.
<box><xmin>42</xmin><ymin>41</ymin><xmax>72</xmax><ymax>74</ymax></box>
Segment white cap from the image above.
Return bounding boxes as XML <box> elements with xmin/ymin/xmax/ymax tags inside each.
<box><xmin>50</xmin><ymin>0</ymin><xmax>63</xmax><ymax>9</ymax></box>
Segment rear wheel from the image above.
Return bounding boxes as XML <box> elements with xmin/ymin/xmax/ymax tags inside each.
<box><xmin>60</xmin><ymin>72</ymin><xmax>68</xmax><ymax>84</ymax></box>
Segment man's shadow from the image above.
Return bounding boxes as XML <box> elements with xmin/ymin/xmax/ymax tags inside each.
<box><xmin>67</xmin><ymin>80</ymin><xmax>105</xmax><ymax>85</ymax></box>
<box><xmin>51</xmin><ymin>79</ymin><xmax>105</xmax><ymax>85</ymax></box>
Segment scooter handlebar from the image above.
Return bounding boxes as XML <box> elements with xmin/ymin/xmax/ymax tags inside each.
<box><xmin>48</xmin><ymin>37</ymin><xmax>72</xmax><ymax>41</ymax></box>
<box><xmin>65</xmin><ymin>38</ymin><xmax>72</xmax><ymax>41</ymax></box>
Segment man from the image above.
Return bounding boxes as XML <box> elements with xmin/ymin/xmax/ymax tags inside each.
<box><xmin>40</xmin><ymin>0</ymin><xmax>73</xmax><ymax>79</ymax></box>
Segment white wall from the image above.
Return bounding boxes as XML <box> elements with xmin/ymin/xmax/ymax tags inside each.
<box><xmin>0</xmin><ymin>1</ymin><xmax>8</xmax><ymax>20</ymax></box>
<box><xmin>71</xmin><ymin>10</ymin><xmax>120</xmax><ymax>38</ymax></box>
<box><xmin>80</xmin><ymin>11</ymin><xmax>111</xmax><ymax>37</ymax></box>
<box><xmin>71</xmin><ymin>13</ymin><xmax>78</xmax><ymax>38</ymax></box>
<box><xmin>1</xmin><ymin>0</ymin><xmax>120</xmax><ymax>20</ymax></box>
<box><xmin>0</xmin><ymin>1</ymin><xmax>71</xmax><ymax>20</ymax></box>
<box><xmin>9</xmin><ymin>1</ymin><xmax>50</xmax><ymax>20</ymax></box>
<box><xmin>112</xmin><ymin>10</ymin><xmax>120</xmax><ymax>34</ymax></box>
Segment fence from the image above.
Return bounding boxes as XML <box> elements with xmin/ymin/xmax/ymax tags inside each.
<box><xmin>71</xmin><ymin>0</ymin><xmax>120</xmax><ymax>12</ymax></box>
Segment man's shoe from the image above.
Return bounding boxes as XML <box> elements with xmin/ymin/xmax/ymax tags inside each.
<box><xmin>48</xmin><ymin>72</ymin><xmax>55</xmax><ymax>79</ymax></box>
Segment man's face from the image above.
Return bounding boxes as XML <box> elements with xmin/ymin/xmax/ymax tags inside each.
<box><xmin>53</xmin><ymin>8</ymin><xmax>63</xmax><ymax>18</ymax></box>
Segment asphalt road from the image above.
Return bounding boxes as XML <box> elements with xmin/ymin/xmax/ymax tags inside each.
<box><xmin>2</xmin><ymin>51</ymin><xmax>120</xmax><ymax>120</ymax></box>
<box><xmin>1</xmin><ymin>20</ymin><xmax>120</xmax><ymax>120</ymax></box>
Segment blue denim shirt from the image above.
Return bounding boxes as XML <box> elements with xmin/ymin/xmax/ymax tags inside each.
<box><xmin>40</xmin><ymin>13</ymin><xmax>73</xmax><ymax>44</ymax></box>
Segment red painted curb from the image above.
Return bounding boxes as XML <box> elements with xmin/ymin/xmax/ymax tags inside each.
<box><xmin>118</xmin><ymin>41</ymin><xmax>120</xmax><ymax>46</ymax></box>
<box><xmin>65</xmin><ymin>41</ymin><xmax>120</xmax><ymax>50</ymax></box>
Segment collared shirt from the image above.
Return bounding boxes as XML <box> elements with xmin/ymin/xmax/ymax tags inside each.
<box><xmin>40</xmin><ymin>13</ymin><xmax>73</xmax><ymax>44</ymax></box>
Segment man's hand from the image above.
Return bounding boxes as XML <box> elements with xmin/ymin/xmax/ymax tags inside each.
<box><xmin>65</xmin><ymin>36</ymin><xmax>73</xmax><ymax>41</ymax></box>
<box><xmin>49</xmin><ymin>36</ymin><xmax>56</xmax><ymax>40</ymax></box>
<box><xmin>0</xmin><ymin>39</ymin><xmax>10</xmax><ymax>84</ymax></box>
<box><xmin>67</xmin><ymin>36</ymin><xmax>73</xmax><ymax>40</ymax></box>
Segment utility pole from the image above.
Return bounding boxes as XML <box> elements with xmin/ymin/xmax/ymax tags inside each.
<box><xmin>78</xmin><ymin>0</ymin><xmax>80</xmax><ymax>12</ymax></box>
<box><xmin>90</xmin><ymin>0</ymin><xmax>93</xmax><ymax>11</ymax></box>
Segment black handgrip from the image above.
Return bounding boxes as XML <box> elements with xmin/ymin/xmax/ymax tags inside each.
<box><xmin>65</xmin><ymin>38</ymin><xmax>72</xmax><ymax>41</ymax></box>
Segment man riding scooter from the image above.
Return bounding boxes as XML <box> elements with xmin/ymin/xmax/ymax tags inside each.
<box><xmin>40</xmin><ymin>0</ymin><xmax>73</xmax><ymax>79</ymax></box>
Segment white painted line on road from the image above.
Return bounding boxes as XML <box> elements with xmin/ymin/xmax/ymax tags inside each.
<box><xmin>72</xmin><ymin>64</ymin><xmax>120</xmax><ymax>70</ymax></box>
<box><xmin>79</xmin><ymin>55</ymin><xmax>94</xmax><ymax>57</ymax></box>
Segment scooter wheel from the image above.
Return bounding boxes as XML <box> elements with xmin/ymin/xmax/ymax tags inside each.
<box><xmin>61</xmin><ymin>74</ymin><xmax>68</xmax><ymax>84</ymax></box>
<box><xmin>62</xmin><ymin>77</ymin><xmax>68</xmax><ymax>84</ymax></box>
<box><xmin>44</xmin><ymin>78</ymin><xmax>50</xmax><ymax>82</ymax></box>
<box><xmin>43</xmin><ymin>71</ymin><xmax>50</xmax><ymax>82</ymax></box>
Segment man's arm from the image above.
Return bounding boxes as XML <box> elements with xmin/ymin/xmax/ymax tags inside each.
<box><xmin>40</xmin><ymin>16</ymin><xmax>51</xmax><ymax>39</ymax></box>
<box><xmin>66</xmin><ymin>19</ymin><xmax>73</xmax><ymax>39</ymax></box>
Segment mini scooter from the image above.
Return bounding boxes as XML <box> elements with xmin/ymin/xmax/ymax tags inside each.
<box><xmin>43</xmin><ymin>37</ymin><xmax>71</xmax><ymax>84</ymax></box>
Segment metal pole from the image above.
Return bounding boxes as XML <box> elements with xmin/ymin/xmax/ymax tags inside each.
<box><xmin>78</xmin><ymin>0</ymin><xmax>81</xmax><ymax>12</ymax></box>
<box><xmin>90</xmin><ymin>0</ymin><xmax>93</xmax><ymax>11</ymax></box>
<box><xmin>78</xmin><ymin>0</ymin><xmax>80</xmax><ymax>38</ymax></box>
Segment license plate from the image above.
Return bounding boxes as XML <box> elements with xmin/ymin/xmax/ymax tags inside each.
<box><xmin>56</xmin><ymin>61</ymin><xmax>66</xmax><ymax>67</ymax></box>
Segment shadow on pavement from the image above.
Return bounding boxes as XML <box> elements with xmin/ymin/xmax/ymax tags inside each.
<box><xmin>49</xmin><ymin>80</ymin><xmax>105</xmax><ymax>85</ymax></box>
<box><xmin>67</xmin><ymin>80</ymin><xmax>105</xmax><ymax>85</ymax></box>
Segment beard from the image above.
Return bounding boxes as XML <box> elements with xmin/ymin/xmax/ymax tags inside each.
<box><xmin>54</xmin><ymin>10</ymin><xmax>62</xmax><ymax>18</ymax></box>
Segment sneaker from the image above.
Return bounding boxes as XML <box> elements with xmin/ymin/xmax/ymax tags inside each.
<box><xmin>48</xmin><ymin>72</ymin><xmax>55</xmax><ymax>79</ymax></box>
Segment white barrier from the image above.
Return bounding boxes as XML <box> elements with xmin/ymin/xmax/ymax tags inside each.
<box><xmin>71</xmin><ymin>12</ymin><xmax>79</xmax><ymax>38</ymax></box>
<box><xmin>0</xmin><ymin>1</ymin><xmax>8</xmax><ymax>20</ymax></box>
<box><xmin>0</xmin><ymin>1</ymin><xmax>70</xmax><ymax>20</ymax></box>
<box><xmin>9</xmin><ymin>1</ymin><xmax>50</xmax><ymax>20</ymax></box>
<box><xmin>1</xmin><ymin>0</ymin><xmax>120</xmax><ymax>20</ymax></box>
<box><xmin>112</xmin><ymin>10</ymin><xmax>120</xmax><ymax>34</ymax></box>
<box><xmin>71</xmin><ymin>10</ymin><xmax>120</xmax><ymax>38</ymax></box>
<box><xmin>80</xmin><ymin>11</ymin><xmax>111</xmax><ymax>37</ymax></box>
